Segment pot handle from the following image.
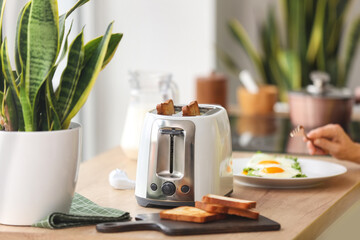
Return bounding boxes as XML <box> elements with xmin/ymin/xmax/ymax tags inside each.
<box><xmin>355</xmin><ymin>87</ymin><xmax>360</xmax><ymax>104</ymax></box>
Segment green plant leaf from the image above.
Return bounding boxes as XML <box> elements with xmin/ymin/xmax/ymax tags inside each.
<box><xmin>0</xmin><ymin>91</ymin><xmax>3</xmax><ymax>120</ymax></box>
<box><xmin>56</xmin><ymin>20</ymin><xmax>73</xmax><ymax>67</ymax></box>
<box><xmin>281</xmin><ymin>0</ymin><xmax>290</xmax><ymax>46</ymax></box>
<box><xmin>1</xmin><ymin>38</ymin><xmax>19</xmax><ymax>97</ymax></box>
<box><xmin>26</xmin><ymin>0</ymin><xmax>59</xmax><ymax>107</ymax></box>
<box><xmin>0</xmin><ymin>0</ymin><xmax>6</xmax><ymax>41</ymax></box>
<box><xmin>14</xmin><ymin>74</ymin><xmax>24</xmax><ymax>131</ymax></box>
<box><xmin>260</xmin><ymin>9</ymin><xmax>281</xmax><ymax>59</ymax></box>
<box><xmin>268</xmin><ymin>58</ymin><xmax>288</xmax><ymax>102</ymax></box>
<box><xmin>33</xmin><ymin>83</ymin><xmax>49</xmax><ymax>130</ymax></box>
<box><xmin>277</xmin><ymin>50</ymin><xmax>302</xmax><ymax>90</ymax></box>
<box><xmin>101</xmin><ymin>34</ymin><xmax>122</xmax><ymax>69</ymax></box>
<box><xmin>0</xmin><ymin>88</ymin><xmax>4</xmax><ymax>116</ymax></box>
<box><xmin>58</xmin><ymin>0</ymin><xmax>89</xmax><ymax>50</ymax></box>
<box><xmin>83</xmin><ymin>33</ymin><xmax>123</xmax><ymax>70</ymax></box>
<box><xmin>56</xmin><ymin>30</ymin><xmax>84</xmax><ymax>122</ymax></box>
<box><xmin>62</xmin><ymin>22</ymin><xmax>114</xmax><ymax>128</ymax></box>
<box><xmin>325</xmin><ymin>0</ymin><xmax>350</xmax><ymax>57</ymax></box>
<box><xmin>306</xmin><ymin>0</ymin><xmax>326</xmax><ymax>64</ymax></box>
<box><xmin>228</xmin><ymin>19</ymin><xmax>266</xmax><ymax>82</ymax></box>
<box><xmin>304</xmin><ymin>0</ymin><xmax>317</xmax><ymax>43</ymax></box>
<box><xmin>216</xmin><ymin>47</ymin><xmax>240</xmax><ymax>76</ymax></box>
<box><xmin>1</xmin><ymin>39</ymin><xmax>25</xmax><ymax>131</ymax></box>
<box><xmin>342</xmin><ymin>17</ymin><xmax>360</xmax><ymax>86</ymax></box>
<box><xmin>66</xmin><ymin>0</ymin><xmax>89</xmax><ymax>18</ymax></box>
<box><xmin>4</xmin><ymin>87</ymin><xmax>18</xmax><ymax>131</ymax></box>
<box><xmin>336</xmin><ymin>0</ymin><xmax>350</xmax><ymax>20</ymax></box>
<box><xmin>45</xmin><ymin>78</ymin><xmax>60</xmax><ymax>130</ymax></box>
<box><xmin>15</xmin><ymin>2</ymin><xmax>31</xmax><ymax>75</ymax></box>
<box><xmin>58</xmin><ymin>14</ymin><xmax>66</xmax><ymax>56</ymax></box>
<box><xmin>19</xmin><ymin>80</ymin><xmax>33</xmax><ymax>131</ymax></box>
<box><xmin>0</xmin><ymin>0</ymin><xmax>6</xmax><ymax>92</ymax></box>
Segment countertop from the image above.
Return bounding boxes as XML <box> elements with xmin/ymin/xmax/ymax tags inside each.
<box><xmin>1</xmin><ymin>147</ymin><xmax>360</xmax><ymax>240</ymax></box>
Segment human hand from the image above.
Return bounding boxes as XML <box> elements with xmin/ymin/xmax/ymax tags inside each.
<box><xmin>305</xmin><ymin>124</ymin><xmax>360</xmax><ymax>163</ymax></box>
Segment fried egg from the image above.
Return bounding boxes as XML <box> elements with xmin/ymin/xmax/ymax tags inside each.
<box><xmin>243</xmin><ymin>153</ymin><xmax>304</xmax><ymax>178</ymax></box>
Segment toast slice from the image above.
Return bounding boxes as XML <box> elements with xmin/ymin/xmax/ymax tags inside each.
<box><xmin>227</xmin><ymin>206</ymin><xmax>259</xmax><ymax>220</ymax></box>
<box><xmin>159</xmin><ymin>206</ymin><xmax>226</xmax><ymax>223</ymax></box>
<box><xmin>156</xmin><ymin>99</ymin><xmax>175</xmax><ymax>115</ymax></box>
<box><xmin>195</xmin><ymin>201</ymin><xmax>228</xmax><ymax>214</ymax></box>
<box><xmin>182</xmin><ymin>100</ymin><xmax>200</xmax><ymax>116</ymax></box>
<box><xmin>195</xmin><ymin>201</ymin><xmax>259</xmax><ymax>220</ymax></box>
<box><xmin>202</xmin><ymin>194</ymin><xmax>256</xmax><ymax>209</ymax></box>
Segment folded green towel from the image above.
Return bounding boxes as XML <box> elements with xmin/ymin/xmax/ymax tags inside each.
<box><xmin>33</xmin><ymin>193</ymin><xmax>131</xmax><ymax>229</ymax></box>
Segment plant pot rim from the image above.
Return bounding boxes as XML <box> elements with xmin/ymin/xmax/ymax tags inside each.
<box><xmin>0</xmin><ymin>122</ymin><xmax>81</xmax><ymax>135</ymax></box>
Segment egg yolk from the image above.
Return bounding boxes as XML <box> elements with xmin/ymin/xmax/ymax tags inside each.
<box><xmin>262</xmin><ymin>167</ymin><xmax>284</xmax><ymax>174</ymax></box>
<box><xmin>259</xmin><ymin>160</ymin><xmax>280</xmax><ymax>165</ymax></box>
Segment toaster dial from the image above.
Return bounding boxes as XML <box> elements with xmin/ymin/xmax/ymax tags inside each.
<box><xmin>161</xmin><ymin>182</ymin><xmax>176</xmax><ymax>196</ymax></box>
<box><xmin>181</xmin><ymin>185</ymin><xmax>190</xmax><ymax>194</ymax></box>
<box><xmin>150</xmin><ymin>183</ymin><xmax>158</xmax><ymax>191</ymax></box>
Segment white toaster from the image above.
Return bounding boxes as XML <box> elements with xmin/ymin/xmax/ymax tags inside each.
<box><xmin>135</xmin><ymin>104</ymin><xmax>233</xmax><ymax>207</ymax></box>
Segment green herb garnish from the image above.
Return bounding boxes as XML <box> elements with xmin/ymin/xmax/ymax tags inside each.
<box><xmin>292</xmin><ymin>173</ymin><xmax>307</xmax><ymax>178</ymax></box>
<box><xmin>291</xmin><ymin>161</ymin><xmax>301</xmax><ymax>171</ymax></box>
<box><xmin>242</xmin><ymin>167</ymin><xmax>262</xmax><ymax>177</ymax></box>
<box><xmin>285</xmin><ymin>155</ymin><xmax>298</xmax><ymax>161</ymax></box>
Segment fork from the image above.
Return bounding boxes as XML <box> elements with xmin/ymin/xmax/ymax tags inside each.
<box><xmin>289</xmin><ymin>125</ymin><xmax>312</xmax><ymax>141</ymax></box>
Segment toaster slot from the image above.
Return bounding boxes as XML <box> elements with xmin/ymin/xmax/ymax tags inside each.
<box><xmin>146</xmin><ymin>119</ymin><xmax>195</xmax><ymax>203</ymax></box>
<box><xmin>156</xmin><ymin>127</ymin><xmax>184</xmax><ymax>180</ymax></box>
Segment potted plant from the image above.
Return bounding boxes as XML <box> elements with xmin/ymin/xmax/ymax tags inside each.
<box><xmin>223</xmin><ymin>0</ymin><xmax>360</xmax><ymax>101</ymax></box>
<box><xmin>0</xmin><ymin>0</ymin><xmax>122</xmax><ymax>225</ymax></box>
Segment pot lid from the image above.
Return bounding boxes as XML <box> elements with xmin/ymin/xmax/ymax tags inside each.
<box><xmin>291</xmin><ymin>71</ymin><xmax>353</xmax><ymax>99</ymax></box>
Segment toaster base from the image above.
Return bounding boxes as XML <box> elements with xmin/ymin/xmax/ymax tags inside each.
<box><xmin>136</xmin><ymin>196</ymin><xmax>195</xmax><ymax>208</ymax></box>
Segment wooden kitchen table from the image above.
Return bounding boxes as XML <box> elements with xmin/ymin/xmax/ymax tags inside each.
<box><xmin>1</xmin><ymin>147</ymin><xmax>360</xmax><ymax>240</ymax></box>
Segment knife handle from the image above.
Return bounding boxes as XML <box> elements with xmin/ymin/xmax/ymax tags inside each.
<box><xmin>96</xmin><ymin>221</ymin><xmax>160</xmax><ymax>233</ymax></box>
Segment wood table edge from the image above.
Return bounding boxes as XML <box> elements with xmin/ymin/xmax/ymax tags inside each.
<box><xmin>294</xmin><ymin>181</ymin><xmax>360</xmax><ymax>239</ymax></box>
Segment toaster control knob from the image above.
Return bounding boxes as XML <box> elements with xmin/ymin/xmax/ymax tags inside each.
<box><xmin>150</xmin><ymin>183</ymin><xmax>158</xmax><ymax>191</ymax></box>
<box><xmin>161</xmin><ymin>182</ymin><xmax>176</xmax><ymax>196</ymax></box>
<box><xmin>181</xmin><ymin>185</ymin><xmax>190</xmax><ymax>194</ymax></box>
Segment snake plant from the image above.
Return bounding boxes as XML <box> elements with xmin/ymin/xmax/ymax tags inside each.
<box><xmin>0</xmin><ymin>0</ymin><xmax>122</xmax><ymax>131</ymax></box>
<box><xmin>226</xmin><ymin>0</ymin><xmax>360</xmax><ymax>101</ymax></box>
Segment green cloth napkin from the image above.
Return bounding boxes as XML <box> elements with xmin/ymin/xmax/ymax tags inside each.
<box><xmin>33</xmin><ymin>193</ymin><xmax>131</xmax><ymax>229</ymax></box>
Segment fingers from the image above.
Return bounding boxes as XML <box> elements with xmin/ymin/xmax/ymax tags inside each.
<box><xmin>307</xmin><ymin>124</ymin><xmax>344</xmax><ymax>140</ymax></box>
<box><xmin>313</xmin><ymin>138</ymin><xmax>339</xmax><ymax>154</ymax></box>
<box><xmin>306</xmin><ymin>141</ymin><xmax>328</xmax><ymax>155</ymax></box>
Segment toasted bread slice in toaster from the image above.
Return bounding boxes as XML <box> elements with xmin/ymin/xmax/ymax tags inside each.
<box><xmin>182</xmin><ymin>100</ymin><xmax>200</xmax><ymax>116</ymax></box>
<box><xmin>195</xmin><ymin>201</ymin><xmax>259</xmax><ymax>220</ymax></box>
<box><xmin>202</xmin><ymin>194</ymin><xmax>256</xmax><ymax>209</ymax></box>
<box><xmin>159</xmin><ymin>206</ymin><xmax>226</xmax><ymax>223</ymax></box>
<box><xmin>156</xmin><ymin>99</ymin><xmax>175</xmax><ymax>115</ymax></box>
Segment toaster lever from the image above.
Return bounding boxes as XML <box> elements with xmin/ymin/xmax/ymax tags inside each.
<box><xmin>159</xmin><ymin>128</ymin><xmax>184</xmax><ymax>136</ymax></box>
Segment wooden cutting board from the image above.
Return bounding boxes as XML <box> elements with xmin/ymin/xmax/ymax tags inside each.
<box><xmin>96</xmin><ymin>213</ymin><xmax>281</xmax><ymax>236</ymax></box>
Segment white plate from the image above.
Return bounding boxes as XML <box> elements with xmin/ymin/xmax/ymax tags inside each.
<box><xmin>233</xmin><ymin>158</ymin><xmax>347</xmax><ymax>189</ymax></box>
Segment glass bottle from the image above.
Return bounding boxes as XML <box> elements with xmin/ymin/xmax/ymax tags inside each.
<box><xmin>120</xmin><ymin>71</ymin><xmax>178</xmax><ymax>159</ymax></box>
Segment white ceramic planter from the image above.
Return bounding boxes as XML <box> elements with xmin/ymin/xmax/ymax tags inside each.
<box><xmin>0</xmin><ymin>123</ymin><xmax>82</xmax><ymax>225</ymax></box>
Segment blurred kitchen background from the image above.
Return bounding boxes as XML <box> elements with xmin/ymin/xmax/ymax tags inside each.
<box><xmin>3</xmin><ymin>0</ymin><xmax>360</xmax><ymax>161</ymax></box>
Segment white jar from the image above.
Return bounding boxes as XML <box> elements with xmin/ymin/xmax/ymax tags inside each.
<box><xmin>121</xmin><ymin>71</ymin><xmax>178</xmax><ymax>160</ymax></box>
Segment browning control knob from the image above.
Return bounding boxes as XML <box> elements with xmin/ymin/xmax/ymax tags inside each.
<box><xmin>161</xmin><ymin>182</ymin><xmax>176</xmax><ymax>196</ymax></box>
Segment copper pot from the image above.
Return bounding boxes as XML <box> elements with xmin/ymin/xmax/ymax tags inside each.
<box><xmin>288</xmin><ymin>71</ymin><xmax>354</xmax><ymax>128</ymax></box>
